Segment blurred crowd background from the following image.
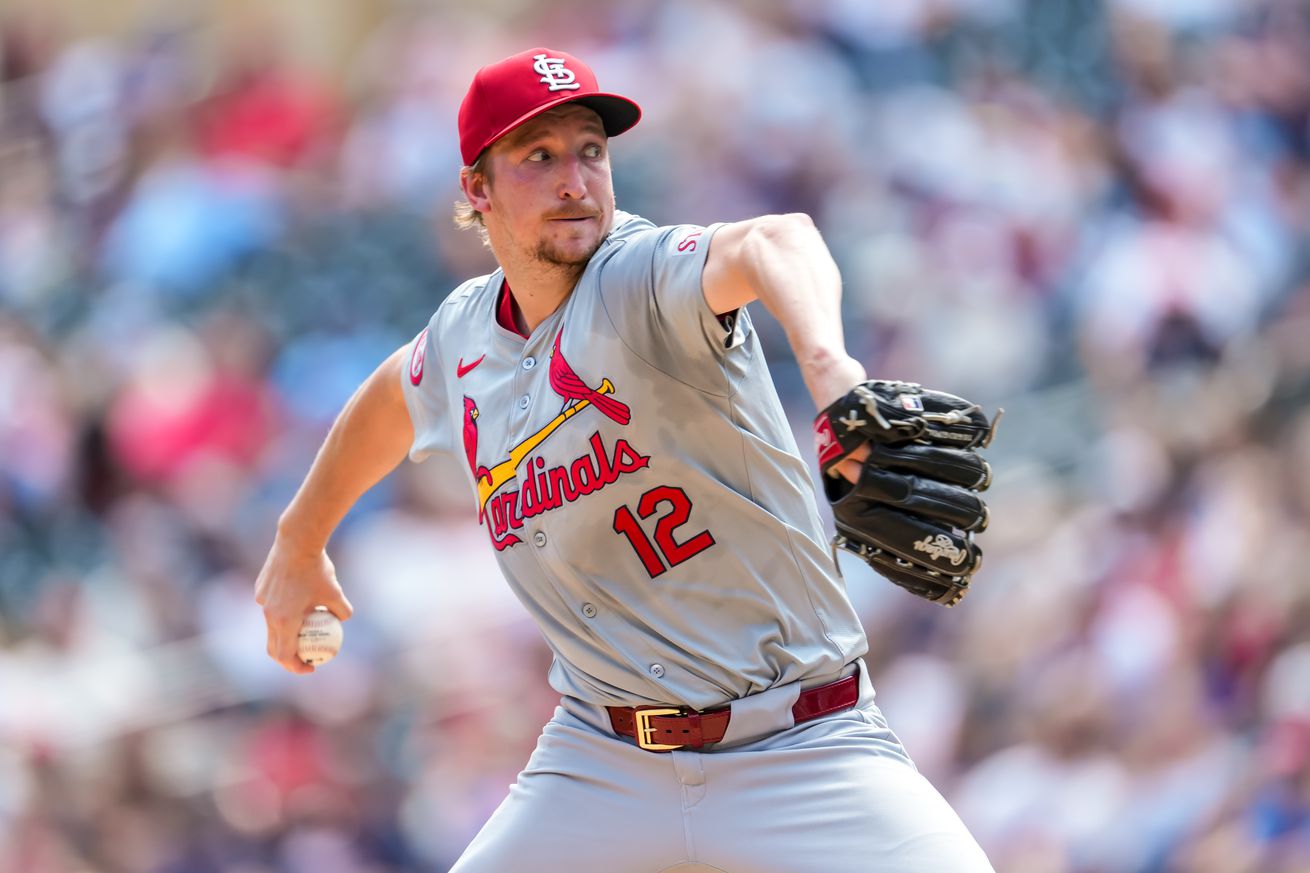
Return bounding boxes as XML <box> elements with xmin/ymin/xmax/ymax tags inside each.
<box><xmin>1</xmin><ymin>0</ymin><xmax>1309</xmax><ymax>871</ymax></box>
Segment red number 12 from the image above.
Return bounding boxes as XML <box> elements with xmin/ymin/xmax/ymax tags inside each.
<box><xmin>612</xmin><ymin>485</ymin><xmax>716</xmax><ymax>579</ymax></box>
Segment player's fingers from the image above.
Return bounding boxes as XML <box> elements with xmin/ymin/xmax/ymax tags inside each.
<box><xmin>325</xmin><ymin>591</ymin><xmax>354</xmax><ymax>622</ymax></box>
<box><xmin>264</xmin><ymin>610</ymin><xmax>314</xmax><ymax>674</ymax></box>
<box><xmin>837</xmin><ymin>444</ymin><xmax>872</xmax><ymax>484</ymax></box>
<box><xmin>836</xmin><ymin>458</ymin><xmax>861</xmax><ymax>483</ymax></box>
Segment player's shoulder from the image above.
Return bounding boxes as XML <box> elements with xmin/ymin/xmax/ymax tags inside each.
<box><xmin>440</xmin><ymin>272</ymin><xmax>497</xmax><ymax>310</ymax></box>
<box><xmin>599</xmin><ymin>212</ymin><xmax>714</xmax><ymax>270</ymax></box>
<box><xmin>415</xmin><ymin>271</ymin><xmax>498</xmax><ymax>349</ymax></box>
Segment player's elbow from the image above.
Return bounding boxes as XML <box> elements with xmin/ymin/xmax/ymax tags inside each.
<box><xmin>704</xmin><ymin>213</ymin><xmax>825</xmax><ymax>314</ymax></box>
<box><xmin>749</xmin><ymin>212</ymin><xmax>817</xmax><ymax>247</ymax></box>
<box><xmin>724</xmin><ymin>213</ymin><xmax>818</xmax><ymax>264</ymax></box>
<box><xmin>747</xmin><ymin>214</ymin><xmax>827</xmax><ymax>268</ymax></box>
<box><xmin>739</xmin><ymin>213</ymin><xmax>827</xmax><ymax>269</ymax></box>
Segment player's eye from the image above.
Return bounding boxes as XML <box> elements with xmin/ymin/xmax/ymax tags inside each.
<box><xmin>527</xmin><ymin>149</ymin><xmax>550</xmax><ymax>162</ymax></box>
<box><xmin>583</xmin><ymin>143</ymin><xmax>603</xmax><ymax>159</ymax></box>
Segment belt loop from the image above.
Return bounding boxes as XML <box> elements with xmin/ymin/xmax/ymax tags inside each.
<box><xmin>685</xmin><ymin>710</ymin><xmax>703</xmax><ymax>747</ymax></box>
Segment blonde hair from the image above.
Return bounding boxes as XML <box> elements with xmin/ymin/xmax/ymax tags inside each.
<box><xmin>453</xmin><ymin>152</ymin><xmax>493</xmax><ymax>245</ymax></box>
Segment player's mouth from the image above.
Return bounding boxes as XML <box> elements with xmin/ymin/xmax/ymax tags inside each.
<box><xmin>548</xmin><ymin>213</ymin><xmax>598</xmax><ymax>223</ymax></box>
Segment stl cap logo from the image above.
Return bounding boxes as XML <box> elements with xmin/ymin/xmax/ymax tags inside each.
<box><xmin>533</xmin><ymin>54</ymin><xmax>581</xmax><ymax>92</ymax></box>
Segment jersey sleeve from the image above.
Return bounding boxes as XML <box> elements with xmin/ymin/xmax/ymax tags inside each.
<box><xmin>599</xmin><ymin>222</ymin><xmax>750</xmax><ymax>392</ymax></box>
<box><xmin>399</xmin><ymin>318</ymin><xmax>453</xmax><ymax>462</ymax></box>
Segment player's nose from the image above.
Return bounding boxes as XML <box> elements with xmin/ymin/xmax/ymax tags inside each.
<box><xmin>555</xmin><ymin>154</ymin><xmax>588</xmax><ymax>200</ymax></box>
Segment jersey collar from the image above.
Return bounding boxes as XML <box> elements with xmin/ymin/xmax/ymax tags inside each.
<box><xmin>496</xmin><ymin>278</ymin><xmax>528</xmax><ymax>339</ymax></box>
<box><xmin>492</xmin><ymin>211</ymin><xmax>650</xmax><ymax>339</ymax></box>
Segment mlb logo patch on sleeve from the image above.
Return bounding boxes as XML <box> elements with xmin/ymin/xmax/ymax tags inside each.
<box><xmin>410</xmin><ymin>327</ymin><xmax>429</xmax><ymax>385</ymax></box>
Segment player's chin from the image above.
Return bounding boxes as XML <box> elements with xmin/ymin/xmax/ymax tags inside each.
<box><xmin>537</xmin><ymin>225</ymin><xmax>602</xmax><ymax>266</ymax></box>
<box><xmin>549</xmin><ymin>217</ymin><xmax>600</xmax><ymax>240</ymax></box>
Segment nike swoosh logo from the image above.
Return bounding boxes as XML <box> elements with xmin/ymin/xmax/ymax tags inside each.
<box><xmin>456</xmin><ymin>354</ymin><xmax>486</xmax><ymax>378</ymax></box>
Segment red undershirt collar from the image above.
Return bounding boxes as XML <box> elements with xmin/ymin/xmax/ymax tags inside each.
<box><xmin>497</xmin><ymin>277</ymin><xmax>528</xmax><ymax>339</ymax></box>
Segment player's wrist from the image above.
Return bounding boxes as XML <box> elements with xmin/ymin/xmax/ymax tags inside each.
<box><xmin>798</xmin><ymin>351</ymin><xmax>867</xmax><ymax>411</ymax></box>
<box><xmin>274</xmin><ymin>511</ymin><xmax>331</xmax><ymax>556</ymax></box>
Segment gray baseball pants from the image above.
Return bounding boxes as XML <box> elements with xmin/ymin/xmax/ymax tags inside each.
<box><xmin>448</xmin><ymin>662</ymin><xmax>995</xmax><ymax>872</ymax></box>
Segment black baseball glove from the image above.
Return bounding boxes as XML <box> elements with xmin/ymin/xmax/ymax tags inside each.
<box><xmin>813</xmin><ymin>380</ymin><xmax>1000</xmax><ymax>606</ymax></box>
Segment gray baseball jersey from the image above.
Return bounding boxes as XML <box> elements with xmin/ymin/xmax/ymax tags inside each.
<box><xmin>400</xmin><ymin>210</ymin><xmax>866</xmax><ymax>710</ymax></box>
<box><xmin>400</xmin><ymin>211</ymin><xmax>994</xmax><ymax>872</ymax></box>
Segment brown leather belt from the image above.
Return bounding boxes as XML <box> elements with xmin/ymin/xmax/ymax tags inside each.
<box><xmin>607</xmin><ymin>673</ymin><xmax>860</xmax><ymax>752</ymax></box>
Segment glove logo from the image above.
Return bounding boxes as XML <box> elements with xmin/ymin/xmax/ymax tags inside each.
<box><xmin>813</xmin><ymin>417</ymin><xmax>842</xmax><ymax>467</ymax></box>
<box><xmin>899</xmin><ymin>394</ymin><xmax>924</xmax><ymax>412</ymax></box>
<box><xmin>533</xmin><ymin>54</ymin><xmax>581</xmax><ymax>91</ymax></box>
<box><xmin>838</xmin><ymin>410</ymin><xmax>867</xmax><ymax>432</ymax></box>
<box><xmin>913</xmin><ymin>534</ymin><xmax>967</xmax><ymax>566</ymax></box>
<box><xmin>924</xmin><ymin>427</ymin><xmax>974</xmax><ymax>444</ymax></box>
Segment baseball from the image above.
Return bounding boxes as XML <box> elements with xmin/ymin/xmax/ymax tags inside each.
<box><xmin>297</xmin><ymin>606</ymin><xmax>343</xmax><ymax>666</ymax></box>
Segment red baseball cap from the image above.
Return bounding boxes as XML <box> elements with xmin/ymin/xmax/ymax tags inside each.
<box><xmin>458</xmin><ymin>47</ymin><xmax>642</xmax><ymax>166</ymax></box>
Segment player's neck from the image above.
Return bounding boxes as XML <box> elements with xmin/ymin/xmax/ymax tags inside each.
<box><xmin>497</xmin><ymin>259</ymin><xmax>584</xmax><ymax>336</ymax></box>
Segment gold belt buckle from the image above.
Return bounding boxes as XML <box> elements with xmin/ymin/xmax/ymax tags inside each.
<box><xmin>633</xmin><ymin>707</ymin><xmax>684</xmax><ymax>751</ymax></box>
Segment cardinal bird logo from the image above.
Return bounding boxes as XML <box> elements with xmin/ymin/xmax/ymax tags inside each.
<box><xmin>549</xmin><ymin>330</ymin><xmax>631</xmax><ymax>425</ymax></box>
<box><xmin>462</xmin><ymin>330</ymin><xmax>640</xmax><ymax>551</ymax></box>
<box><xmin>461</xmin><ymin>396</ymin><xmax>497</xmax><ymax>522</ymax></box>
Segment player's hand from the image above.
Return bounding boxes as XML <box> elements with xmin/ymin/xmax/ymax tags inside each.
<box><xmin>833</xmin><ymin>445</ymin><xmax>869</xmax><ymax>484</ymax></box>
<box><xmin>799</xmin><ymin>352</ymin><xmax>869</xmax><ymax>484</ymax></box>
<box><xmin>254</xmin><ymin>532</ymin><xmax>354</xmax><ymax>674</ymax></box>
<box><xmin>814</xmin><ymin>380</ymin><xmax>999</xmax><ymax>606</ymax></box>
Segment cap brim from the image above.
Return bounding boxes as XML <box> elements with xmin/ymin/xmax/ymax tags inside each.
<box><xmin>476</xmin><ymin>92</ymin><xmax>642</xmax><ymax>162</ymax></box>
<box><xmin>569</xmin><ymin>94</ymin><xmax>641</xmax><ymax>138</ymax></box>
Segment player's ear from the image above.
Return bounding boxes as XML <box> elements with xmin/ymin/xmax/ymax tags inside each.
<box><xmin>461</xmin><ymin>164</ymin><xmax>492</xmax><ymax>213</ymax></box>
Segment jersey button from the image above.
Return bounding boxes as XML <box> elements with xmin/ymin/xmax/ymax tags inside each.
<box><xmin>581</xmin><ymin>603</ymin><xmax>597</xmax><ymax>619</ymax></box>
<box><xmin>649</xmin><ymin>664</ymin><xmax>665</xmax><ymax>679</ymax></box>
<box><xmin>533</xmin><ymin>531</ymin><xmax>547</xmax><ymax>547</ymax></box>
<box><xmin>522</xmin><ymin>356</ymin><xmax>536</xmax><ymax>370</ymax></box>
<box><xmin>518</xmin><ymin>394</ymin><xmax>530</xmax><ymax>410</ymax></box>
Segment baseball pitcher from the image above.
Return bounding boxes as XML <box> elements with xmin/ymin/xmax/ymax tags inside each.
<box><xmin>256</xmin><ymin>47</ymin><xmax>998</xmax><ymax>872</ymax></box>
